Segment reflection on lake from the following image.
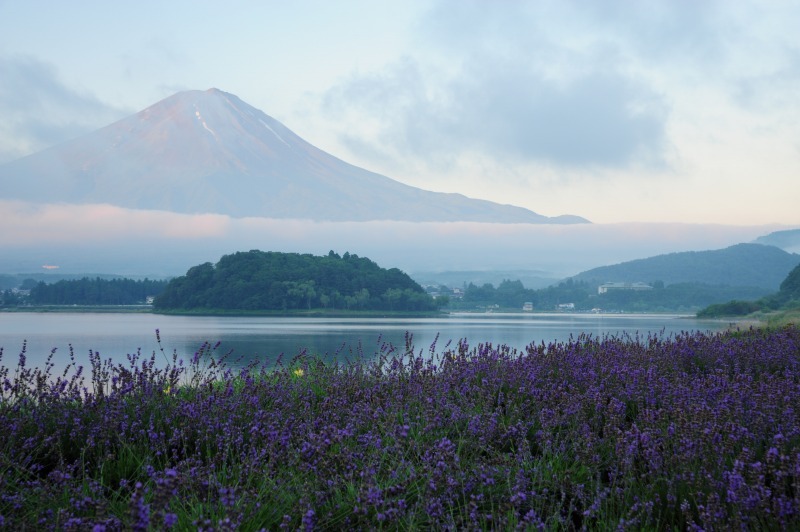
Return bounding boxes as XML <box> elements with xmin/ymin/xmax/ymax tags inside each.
<box><xmin>0</xmin><ymin>312</ymin><xmax>733</xmax><ymax>373</ymax></box>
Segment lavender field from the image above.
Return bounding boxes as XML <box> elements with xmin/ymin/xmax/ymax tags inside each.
<box><xmin>1</xmin><ymin>326</ymin><xmax>799</xmax><ymax>529</ymax></box>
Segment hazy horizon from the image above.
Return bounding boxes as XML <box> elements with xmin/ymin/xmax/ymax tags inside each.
<box><xmin>1</xmin><ymin>198</ymin><xmax>793</xmax><ymax>280</ymax></box>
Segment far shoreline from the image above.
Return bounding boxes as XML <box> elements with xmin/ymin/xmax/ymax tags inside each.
<box><xmin>2</xmin><ymin>305</ymin><xmax>709</xmax><ymax>320</ymax></box>
<box><xmin>0</xmin><ymin>305</ymin><xmax>444</xmax><ymax>318</ymax></box>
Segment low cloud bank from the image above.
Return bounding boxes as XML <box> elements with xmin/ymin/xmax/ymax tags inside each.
<box><xmin>0</xmin><ymin>201</ymin><xmax>788</xmax><ymax>278</ymax></box>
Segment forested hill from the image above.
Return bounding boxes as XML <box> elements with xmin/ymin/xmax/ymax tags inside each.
<box><xmin>571</xmin><ymin>243</ymin><xmax>799</xmax><ymax>290</ymax></box>
<box><xmin>153</xmin><ymin>250</ymin><xmax>438</xmax><ymax>312</ymax></box>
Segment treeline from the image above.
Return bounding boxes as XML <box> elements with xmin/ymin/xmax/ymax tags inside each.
<box><xmin>458</xmin><ymin>279</ymin><xmax>590</xmax><ymax>311</ymax></box>
<box><xmin>698</xmin><ymin>261</ymin><xmax>800</xmax><ymax>317</ymax></box>
<box><xmin>154</xmin><ymin>250</ymin><xmax>439</xmax><ymax>312</ymax></box>
<box><xmin>453</xmin><ymin>278</ymin><xmax>770</xmax><ymax>312</ymax></box>
<box><xmin>1</xmin><ymin>290</ymin><xmax>24</xmax><ymax>307</ymax></box>
<box><xmin>28</xmin><ymin>277</ymin><xmax>168</xmax><ymax>305</ymax></box>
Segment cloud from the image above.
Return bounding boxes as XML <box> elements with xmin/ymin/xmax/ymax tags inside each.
<box><xmin>0</xmin><ymin>200</ymin><xmax>784</xmax><ymax>277</ymax></box>
<box><xmin>571</xmin><ymin>2</ymin><xmax>800</xmax><ymax>115</ymax></box>
<box><xmin>322</xmin><ymin>3</ymin><xmax>669</xmax><ymax>172</ymax></box>
<box><xmin>572</xmin><ymin>1</ymin><xmax>725</xmax><ymax>64</ymax></box>
<box><xmin>325</xmin><ymin>60</ymin><xmax>667</xmax><ymax>172</ymax></box>
<box><xmin>446</xmin><ymin>66</ymin><xmax>667</xmax><ymax>167</ymax></box>
<box><xmin>0</xmin><ymin>55</ymin><xmax>128</xmax><ymax>163</ymax></box>
<box><xmin>733</xmin><ymin>41</ymin><xmax>800</xmax><ymax>115</ymax></box>
<box><xmin>321</xmin><ymin>1</ymin><xmax>800</xmax><ymax>181</ymax></box>
<box><xmin>0</xmin><ymin>201</ymin><xmax>231</xmax><ymax>244</ymax></box>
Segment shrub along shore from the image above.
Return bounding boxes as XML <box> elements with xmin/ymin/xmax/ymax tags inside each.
<box><xmin>1</xmin><ymin>326</ymin><xmax>799</xmax><ymax>529</ymax></box>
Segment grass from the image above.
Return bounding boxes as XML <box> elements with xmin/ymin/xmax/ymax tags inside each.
<box><xmin>1</xmin><ymin>326</ymin><xmax>800</xmax><ymax>529</ymax></box>
<box><xmin>765</xmin><ymin>307</ymin><xmax>800</xmax><ymax>328</ymax></box>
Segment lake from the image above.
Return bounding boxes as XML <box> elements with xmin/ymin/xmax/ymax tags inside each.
<box><xmin>0</xmin><ymin>311</ymin><xmax>735</xmax><ymax>375</ymax></box>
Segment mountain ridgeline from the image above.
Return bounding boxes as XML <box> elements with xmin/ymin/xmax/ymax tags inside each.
<box><xmin>570</xmin><ymin>243</ymin><xmax>799</xmax><ymax>290</ymax></box>
<box><xmin>754</xmin><ymin>228</ymin><xmax>800</xmax><ymax>253</ymax></box>
<box><xmin>153</xmin><ymin>250</ymin><xmax>439</xmax><ymax>312</ymax></box>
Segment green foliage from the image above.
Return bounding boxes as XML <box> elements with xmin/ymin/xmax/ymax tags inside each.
<box><xmin>766</xmin><ymin>307</ymin><xmax>800</xmax><ymax>328</ymax></box>
<box><xmin>154</xmin><ymin>250</ymin><xmax>437</xmax><ymax>312</ymax></box>
<box><xmin>597</xmin><ymin>283</ymin><xmax>768</xmax><ymax>312</ymax></box>
<box><xmin>779</xmin><ymin>262</ymin><xmax>800</xmax><ymax>299</ymax></box>
<box><xmin>456</xmin><ymin>277</ymin><xmax>768</xmax><ymax>312</ymax></box>
<box><xmin>27</xmin><ymin>277</ymin><xmax>168</xmax><ymax>305</ymax></box>
<box><xmin>459</xmin><ymin>278</ymin><xmax>592</xmax><ymax>310</ymax></box>
<box><xmin>696</xmin><ymin>300</ymin><xmax>763</xmax><ymax>318</ymax></box>
<box><xmin>0</xmin><ymin>289</ymin><xmax>22</xmax><ymax>307</ymax></box>
<box><xmin>449</xmin><ymin>246</ymin><xmax>798</xmax><ymax>315</ymax></box>
<box><xmin>696</xmin><ymin>260</ymin><xmax>800</xmax><ymax>317</ymax></box>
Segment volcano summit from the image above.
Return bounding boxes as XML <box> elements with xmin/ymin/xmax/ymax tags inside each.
<box><xmin>0</xmin><ymin>88</ymin><xmax>587</xmax><ymax>223</ymax></box>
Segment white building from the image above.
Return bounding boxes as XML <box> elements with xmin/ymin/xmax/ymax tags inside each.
<box><xmin>597</xmin><ymin>282</ymin><xmax>653</xmax><ymax>295</ymax></box>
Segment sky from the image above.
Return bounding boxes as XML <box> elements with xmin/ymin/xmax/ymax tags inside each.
<box><xmin>1</xmin><ymin>0</ymin><xmax>799</xmax><ymax>227</ymax></box>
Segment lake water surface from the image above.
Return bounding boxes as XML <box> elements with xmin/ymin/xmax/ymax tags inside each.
<box><xmin>0</xmin><ymin>312</ymin><xmax>734</xmax><ymax>374</ymax></box>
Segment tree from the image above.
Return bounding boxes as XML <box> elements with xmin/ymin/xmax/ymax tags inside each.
<box><xmin>29</xmin><ymin>277</ymin><xmax>168</xmax><ymax>306</ymax></box>
<box><xmin>779</xmin><ymin>263</ymin><xmax>800</xmax><ymax>300</ymax></box>
<box><xmin>287</xmin><ymin>280</ymin><xmax>316</xmax><ymax>310</ymax></box>
<box><xmin>384</xmin><ymin>288</ymin><xmax>403</xmax><ymax>311</ymax></box>
<box><xmin>1</xmin><ymin>290</ymin><xmax>21</xmax><ymax>306</ymax></box>
<box><xmin>154</xmin><ymin>250</ymin><xmax>434</xmax><ymax>312</ymax></box>
<box><xmin>356</xmin><ymin>288</ymin><xmax>370</xmax><ymax>309</ymax></box>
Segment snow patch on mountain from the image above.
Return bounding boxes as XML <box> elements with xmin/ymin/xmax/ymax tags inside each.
<box><xmin>194</xmin><ymin>106</ymin><xmax>217</xmax><ymax>138</ymax></box>
<box><xmin>201</xmin><ymin>121</ymin><xmax>216</xmax><ymax>137</ymax></box>
<box><xmin>223</xmin><ymin>95</ymin><xmax>240</xmax><ymax>113</ymax></box>
<box><xmin>260</xmin><ymin>119</ymin><xmax>290</xmax><ymax>147</ymax></box>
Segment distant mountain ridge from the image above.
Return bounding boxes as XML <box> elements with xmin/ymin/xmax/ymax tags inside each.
<box><xmin>754</xmin><ymin>228</ymin><xmax>800</xmax><ymax>253</ymax></box>
<box><xmin>570</xmin><ymin>243</ymin><xmax>800</xmax><ymax>290</ymax></box>
<box><xmin>0</xmin><ymin>88</ymin><xmax>588</xmax><ymax>224</ymax></box>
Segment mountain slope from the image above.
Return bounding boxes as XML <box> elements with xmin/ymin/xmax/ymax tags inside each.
<box><xmin>571</xmin><ymin>243</ymin><xmax>800</xmax><ymax>290</ymax></box>
<box><xmin>0</xmin><ymin>88</ymin><xmax>588</xmax><ymax>224</ymax></box>
<box><xmin>754</xmin><ymin>228</ymin><xmax>800</xmax><ymax>253</ymax></box>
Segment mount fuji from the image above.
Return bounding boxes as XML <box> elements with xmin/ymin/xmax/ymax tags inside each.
<box><xmin>0</xmin><ymin>88</ymin><xmax>588</xmax><ymax>224</ymax></box>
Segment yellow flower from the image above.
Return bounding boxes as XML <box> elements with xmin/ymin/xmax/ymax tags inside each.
<box><xmin>293</xmin><ymin>368</ymin><xmax>305</xmax><ymax>377</ymax></box>
<box><xmin>164</xmin><ymin>386</ymin><xmax>172</xmax><ymax>394</ymax></box>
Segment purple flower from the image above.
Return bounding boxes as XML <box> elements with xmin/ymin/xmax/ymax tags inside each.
<box><xmin>302</xmin><ymin>509</ymin><xmax>315</xmax><ymax>531</ymax></box>
<box><xmin>163</xmin><ymin>513</ymin><xmax>178</xmax><ymax>528</ymax></box>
